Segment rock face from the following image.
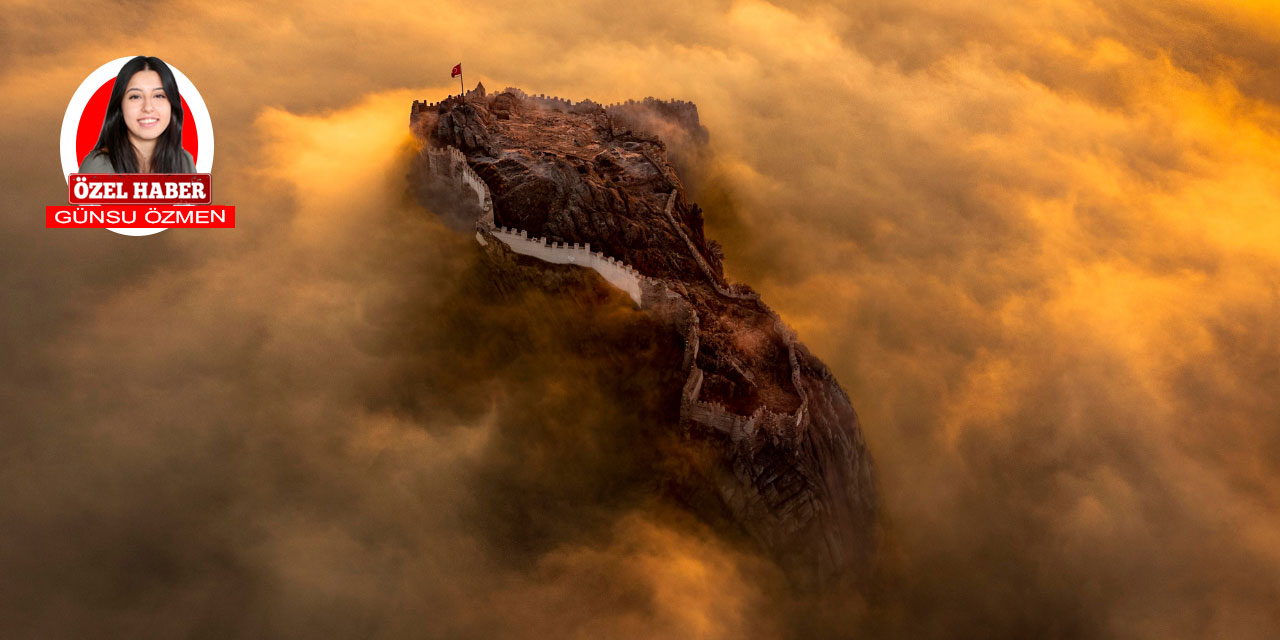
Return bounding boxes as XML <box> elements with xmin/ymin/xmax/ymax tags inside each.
<box><xmin>409</xmin><ymin>87</ymin><xmax>879</xmax><ymax>587</ymax></box>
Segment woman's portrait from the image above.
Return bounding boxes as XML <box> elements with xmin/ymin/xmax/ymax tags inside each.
<box><xmin>78</xmin><ymin>56</ymin><xmax>195</xmax><ymax>174</ymax></box>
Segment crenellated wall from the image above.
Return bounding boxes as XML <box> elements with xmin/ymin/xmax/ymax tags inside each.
<box><xmin>415</xmin><ymin>90</ymin><xmax>701</xmax><ymax>141</ymax></box>
<box><xmin>659</xmin><ymin>190</ymin><xmax>760</xmax><ymax>302</ymax></box>
<box><xmin>495</xmin><ymin>89</ymin><xmax>696</xmax><ymax>113</ymax></box>
<box><xmin>603</xmin><ymin>98</ymin><xmax>708</xmax><ymax>145</ymax></box>
<box><xmin>411</xmin><ymin>99</ymin><xmax>442</xmax><ymax>113</ymax></box>
<box><xmin>425</xmin><ymin>146</ymin><xmax>491</xmax><ymax>213</ymax></box>
<box><xmin>678</xmin><ymin>344</ymin><xmax>808</xmax><ymax>444</ymax></box>
<box><xmin>422</xmin><ymin>136</ymin><xmax>807</xmax><ymax>442</ymax></box>
<box><xmin>529</xmin><ymin>93</ymin><xmax>576</xmax><ymax>111</ymax></box>
<box><xmin>600</xmin><ymin>97</ymin><xmax>698</xmax><ymax>111</ymax></box>
<box><xmin>410</xmin><ymin>99</ymin><xmax>446</xmax><ymax>129</ymax></box>
<box><xmin>486</xmin><ymin>225</ymin><xmax>645</xmax><ymax>305</ymax></box>
<box><xmin>512</xmin><ymin>92</ymin><xmax>602</xmax><ymax>113</ymax></box>
<box><xmin>425</xmin><ymin>143</ymin><xmax>644</xmax><ymax>305</ymax></box>
<box><xmin>646</xmin><ymin>264</ymin><xmax>808</xmax><ymax>445</ymax></box>
<box><xmin>410</xmin><ymin>87</ymin><xmax>484</xmax><ymax>128</ymax></box>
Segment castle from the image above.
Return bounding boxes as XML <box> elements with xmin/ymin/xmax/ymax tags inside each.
<box><xmin>412</xmin><ymin>85</ymin><xmax>707</xmax><ymax>145</ymax></box>
<box><xmin>419</xmin><ymin>135</ymin><xmax>809</xmax><ymax>448</ymax></box>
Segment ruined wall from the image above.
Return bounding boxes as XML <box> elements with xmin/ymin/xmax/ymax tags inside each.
<box><xmin>604</xmin><ymin>98</ymin><xmax>710</xmax><ymax>146</ymax></box>
<box><xmin>418</xmin><ymin>136</ymin><xmax>808</xmax><ymax>444</ymax></box>
<box><xmin>500</xmin><ymin>90</ymin><xmax>602</xmax><ymax>114</ymax></box>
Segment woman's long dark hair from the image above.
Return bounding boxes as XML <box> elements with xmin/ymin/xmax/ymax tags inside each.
<box><xmin>89</xmin><ymin>56</ymin><xmax>185</xmax><ymax>173</ymax></box>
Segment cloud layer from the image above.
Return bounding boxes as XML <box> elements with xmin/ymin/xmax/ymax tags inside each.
<box><xmin>2</xmin><ymin>1</ymin><xmax>1278</xmax><ymax>638</ymax></box>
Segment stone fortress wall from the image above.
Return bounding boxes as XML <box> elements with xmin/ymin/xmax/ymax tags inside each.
<box><xmin>411</xmin><ymin>99</ymin><xmax>440</xmax><ymax>116</ymax></box>
<box><xmin>499</xmin><ymin>88</ymin><xmax>595</xmax><ymax>113</ymax></box>
<box><xmin>486</xmin><ymin>227</ymin><xmax>646</xmax><ymax>306</ymax></box>
<box><xmin>524</xmin><ymin>93</ymin><xmax>586</xmax><ymax>112</ymax></box>
<box><xmin>424</xmin><ymin>145</ymin><xmax>643</xmax><ymax>305</ymax></box>
<box><xmin>425</xmin><ymin>146</ymin><xmax>490</xmax><ymax>212</ymax></box>
<box><xmin>411</xmin><ymin>85</ymin><xmax>488</xmax><ymax>125</ymax></box>
<box><xmin>603</xmin><ymin>98</ymin><xmax>708</xmax><ymax>143</ymax></box>
<box><xmin>493</xmin><ymin>89</ymin><xmax>699</xmax><ymax>123</ymax></box>
<box><xmin>601</xmin><ymin>97</ymin><xmax>698</xmax><ymax>110</ymax></box>
<box><xmin>658</xmin><ymin>190</ymin><xmax>760</xmax><ymax>302</ymax></box>
<box><xmin>500</xmin><ymin>89</ymin><xmax>704</xmax><ymax>142</ymax></box>
<box><xmin>686</xmin><ymin>318</ymin><xmax>811</xmax><ymax>443</ymax></box>
<box><xmin>416</xmin><ymin>87</ymin><xmax>704</xmax><ymax>144</ymax></box>
<box><xmin>422</xmin><ymin>125</ymin><xmax>808</xmax><ymax>444</ymax></box>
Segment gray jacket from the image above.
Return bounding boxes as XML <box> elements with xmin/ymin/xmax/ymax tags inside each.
<box><xmin>78</xmin><ymin>149</ymin><xmax>196</xmax><ymax>173</ymax></box>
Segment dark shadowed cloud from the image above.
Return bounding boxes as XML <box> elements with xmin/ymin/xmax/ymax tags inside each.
<box><xmin>2</xmin><ymin>1</ymin><xmax>1279</xmax><ymax>638</ymax></box>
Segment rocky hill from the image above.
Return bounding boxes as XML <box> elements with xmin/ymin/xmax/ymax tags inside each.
<box><xmin>409</xmin><ymin>84</ymin><xmax>879</xmax><ymax>587</ymax></box>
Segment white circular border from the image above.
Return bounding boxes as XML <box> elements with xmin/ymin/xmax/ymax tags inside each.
<box><xmin>60</xmin><ymin>57</ymin><xmax>215</xmax><ymax>236</ymax></box>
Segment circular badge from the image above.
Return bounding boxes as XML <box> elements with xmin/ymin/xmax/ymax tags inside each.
<box><xmin>60</xmin><ymin>57</ymin><xmax>215</xmax><ymax>236</ymax></box>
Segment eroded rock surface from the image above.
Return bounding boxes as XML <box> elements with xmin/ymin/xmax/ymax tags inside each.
<box><xmin>409</xmin><ymin>86</ymin><xmax>879</xmax><ymax>587</ymax></box>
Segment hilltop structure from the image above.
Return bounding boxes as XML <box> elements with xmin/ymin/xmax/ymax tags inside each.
<box><xmin>409</xmin><ymin>85</ymin><xmax>879</xmax><ymax>587</ymax></box>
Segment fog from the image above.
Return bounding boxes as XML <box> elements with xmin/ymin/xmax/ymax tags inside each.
<box><xmin>2</xmin><ymin>1</ymin><xmax>1278</xmax><ymax>638</ymax></box>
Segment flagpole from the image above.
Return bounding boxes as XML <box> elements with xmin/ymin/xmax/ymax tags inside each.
<box><xmin>460</xmin><ymin>67</ymin><xmax>464</xmax><ymax>97</ymax></box>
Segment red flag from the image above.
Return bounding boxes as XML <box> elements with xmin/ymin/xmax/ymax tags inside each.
<box><xmin>450</xmin><ymin>63</ymin><xmax>462</xmax><ymax>78</ymax></box>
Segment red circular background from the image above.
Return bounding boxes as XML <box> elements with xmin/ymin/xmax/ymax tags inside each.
<box><xmin>75</xmin><ymin>79</ymin><xmax>200</xmax><ymax>167</ymax></box>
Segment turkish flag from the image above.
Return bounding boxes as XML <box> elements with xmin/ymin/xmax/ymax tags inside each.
<box><xmin>451</xmin><ymin>63</ymin><xmax>462</xmax><ymax>78</ymax></box>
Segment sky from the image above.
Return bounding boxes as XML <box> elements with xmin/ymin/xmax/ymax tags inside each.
<box><xmin>2</xmin><ymin>1</ymin><xmax>1279</xmax><ymax>638</ymax></box>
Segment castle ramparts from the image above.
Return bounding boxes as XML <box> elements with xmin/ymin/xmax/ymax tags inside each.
<box><xmin>421</xmin><ymin>132</ymin><xmax>806</xmax><ymax>444</ymax></box>
<box><xmin>659</xmin><ymin>190</ymin><xmax>760</xmax><ymax>302</ymax></box>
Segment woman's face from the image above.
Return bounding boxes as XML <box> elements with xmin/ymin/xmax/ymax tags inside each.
<box><xmin>121</xmin><ymin>70</ymin><xmax>171</xmax><ymax>144</ymax></box>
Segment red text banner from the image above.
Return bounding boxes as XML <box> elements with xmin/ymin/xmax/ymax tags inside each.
<box><xmin>46</xmin><ymin>206</ymin><xmax>236</xmax><ymax>228</ymax></box>
<box><xmin>69</xmin><ymin>173</ymin><xmax>212</xmax><ymax>204</ymax></box>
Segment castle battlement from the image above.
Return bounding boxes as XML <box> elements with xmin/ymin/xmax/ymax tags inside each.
<box><xmin>426</xmin><ymin>143</ymin><xmax>645</xmax><ymax>305</ymax></box>
<box><xmin>425</xmin><ymin>137</ymin><xmax>806</xmax><ymax>443</ymax></box>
